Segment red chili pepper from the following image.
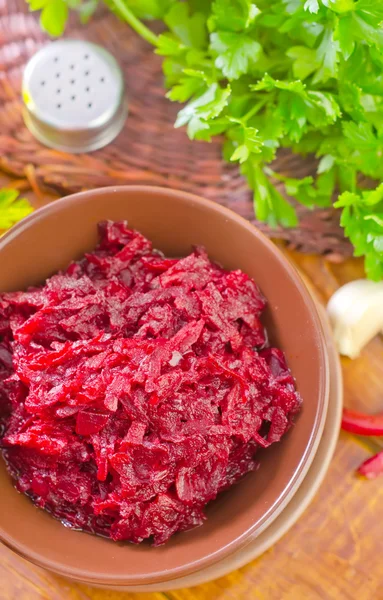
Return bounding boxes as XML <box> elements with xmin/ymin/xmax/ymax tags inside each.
<box><xmin>341</xmin><ymin>408</ymin><xmax>383</xmax><ymax>436</ymax></box>
<box><xmin>358</xmin><ymin>449</ymin><xmax>383</xmax><ymax>479</ymax></box>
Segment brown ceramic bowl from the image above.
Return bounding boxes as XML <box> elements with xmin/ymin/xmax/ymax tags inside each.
<box><xmin>0</xmin><ymin>186</ymin><xmax>329</xmax><ymax>587</ymax></box>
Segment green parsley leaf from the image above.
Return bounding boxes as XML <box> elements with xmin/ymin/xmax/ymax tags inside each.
<box><xmin>338</xmin><ymin>82</ymin><xmax>365</xmax><ymax>119</ymax></box>
<box><xmin>27</xmin><ymin>0</ymin><xmax>99</xmax><ymax>34</ymax></box>
<box><xmin>208</xmin><ymin>0</ymin><xmax>260</xmax><ymax>33</ymax></box>
<box><xmin>28</xmin><ymin>0</ymin><xmax>48</xmax><ymax>9</ymax></box>
<box><xmin>335</xmin><ymin>15</ymin><xmax>355</xmax><ymax>60</ymax></box>
<box><xmin>210</xmin><ymin>31</ymin><xmax>261</xmax><ymax>79</ymax></box>
<box><xmin>317</xmin><ymin>154</ymin><xmax>335</xmax><ymax>173</ymax></box>
<box><xmin>40</xmin><ymin>0</ymin><xmax>69</xmax><ymax>36</ymax></box>
<box><xmin>156</xmin><ymin>33</ymin><xmax>185</xmax><ymax>57</ymax></box>
<box><xmin>304</xmin><ymin>0</ymin><xmax>320</xmax><ymax>14</ymax></box>
<box><xmin>287</xmin><ymin>46</ymin><xmax>318</xmax><ymax>80</ymax></box>
<box><xmin>165</xmin><ymin>2</ymin><xmax>207</xmax><ymax>49</ymax></box>
<box><xmin>313</xmin><ymin>27</ymin><xmax>341</xmax><ymax>83</ymax></box>
<box><xmin>335</xmin><ymin>185</ymin><xmax>383</xmax><ymax>280</ymax></box>
<box><xmin>352</xmin><ymin>13</ymin><xmax>383</xmax><ymax>48</ymax></box>
<box><xmin>342</xmin><ymin>121</ymin><xmax>378</xmax><ymax>150</ymax></box>
<box><xmin>356</xmin><ymin>0</ymin><xmax>383</xmax><ymax>25</ymax></box>
<box><xmin>266</xmin><ymin>167</ymin><xmax>334</xmax><ymax>208</ymax></box>
<box><xmin>243</xmin><ymin>161</ymin><xmax>298</xmax><ymax>227</ymax></box>
<box><xmin>250</xmin><ymin>75</ymin><xmax>340</xmax><ymax>142</ymax></box>
<box><xmin>175</xmin><ymin>83</ymin><xmax>231</xmax><ymax>139</ymax></box>
<box><xmin>166</xmin><ymin>74</ymin><xmax>205</xmax><ymax>102</ymax></box>
<box><xmin>251</xmin><ymin>74</ymin><xmax>306</xmax><ymax>94</ymax></box>
<box><xmin>0</xmin><ymin>189</ymin><xmax>33</xmax><ymax>231</ymax></box>
<box><xmin>328</xmin><ymin>0</ymin><xmax>355</xmax><ymax>13</ymax></box>
<box><xmin>228</xmin><ymin>121</ymin><xmax>263</xmax><ymax>163</ymax></box>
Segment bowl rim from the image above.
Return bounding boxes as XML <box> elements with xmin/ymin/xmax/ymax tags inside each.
<box><xmin>0</xmin><ymin>185</ymin><xmax>329</xmax><ymax>585</ymax></box>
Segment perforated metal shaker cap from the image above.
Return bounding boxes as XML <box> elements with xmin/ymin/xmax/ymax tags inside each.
<box><xmin>22</xmin><ymin>40</ymin><xmax>127</xmax><ymax>153</ymax></box>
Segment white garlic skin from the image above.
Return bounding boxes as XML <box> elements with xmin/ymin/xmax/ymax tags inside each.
<box><xmin>327</xmin><ymin>279</ymin><xmax>383</xmax><ymax>359</ymax></box>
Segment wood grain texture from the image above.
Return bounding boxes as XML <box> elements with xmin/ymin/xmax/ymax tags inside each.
<box><xmin>0</xmin><ymin>193</ymin><xmax>382</xmax><ymax>599</ymax></box>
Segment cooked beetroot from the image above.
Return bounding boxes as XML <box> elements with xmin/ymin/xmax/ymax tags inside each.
<box><xmin>0</xmin><ymin>221</ymin><xmax>302</xmax><ymax>545</ymax></box>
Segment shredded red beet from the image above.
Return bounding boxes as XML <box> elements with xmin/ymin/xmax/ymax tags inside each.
<box><xmin>0</xmin><ymin>221</ymin><xmax>302</xmax><ymax>545</ymax></box>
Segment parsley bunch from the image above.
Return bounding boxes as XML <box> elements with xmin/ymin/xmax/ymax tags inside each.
<box><xmin>27</xmin><ymin>0</ymin><xmax>383</xmax><ymax>280</ymax></box>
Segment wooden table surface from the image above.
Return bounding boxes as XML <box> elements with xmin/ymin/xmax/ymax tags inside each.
<box><xmin>1</xmin><ymin>184</ymin><xmax>383</xmax><ymax>600</ymax></box>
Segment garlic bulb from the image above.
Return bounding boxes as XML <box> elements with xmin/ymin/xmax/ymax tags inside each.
<box><xmin>327</xmin><ymin>280</ymin><xmax>383</xmax><ymax>359</ymax></box>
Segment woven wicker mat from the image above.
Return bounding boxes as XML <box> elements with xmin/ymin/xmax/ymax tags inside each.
<box><xmin>0</xmin><ymin>0</ymin><xmax>352</xmax><ymax>260</ymax></box>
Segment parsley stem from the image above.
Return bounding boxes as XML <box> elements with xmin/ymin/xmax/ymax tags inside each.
<box><xmin>108</xmin><ymin>0</ymin><xmax>159</xmax><ymax>46</ymax></box>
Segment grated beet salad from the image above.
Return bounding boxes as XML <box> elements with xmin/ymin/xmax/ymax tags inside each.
<box><xmin>0</xmin><ymin>221</ymin><xmax>302</xmax><ymax>545</ymax></box>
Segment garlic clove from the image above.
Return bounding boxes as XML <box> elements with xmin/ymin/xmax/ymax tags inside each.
<box><xmin>327</xmin><ymin>279</ymin><xmax>383</xmax><ymax>359</ymax></box>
